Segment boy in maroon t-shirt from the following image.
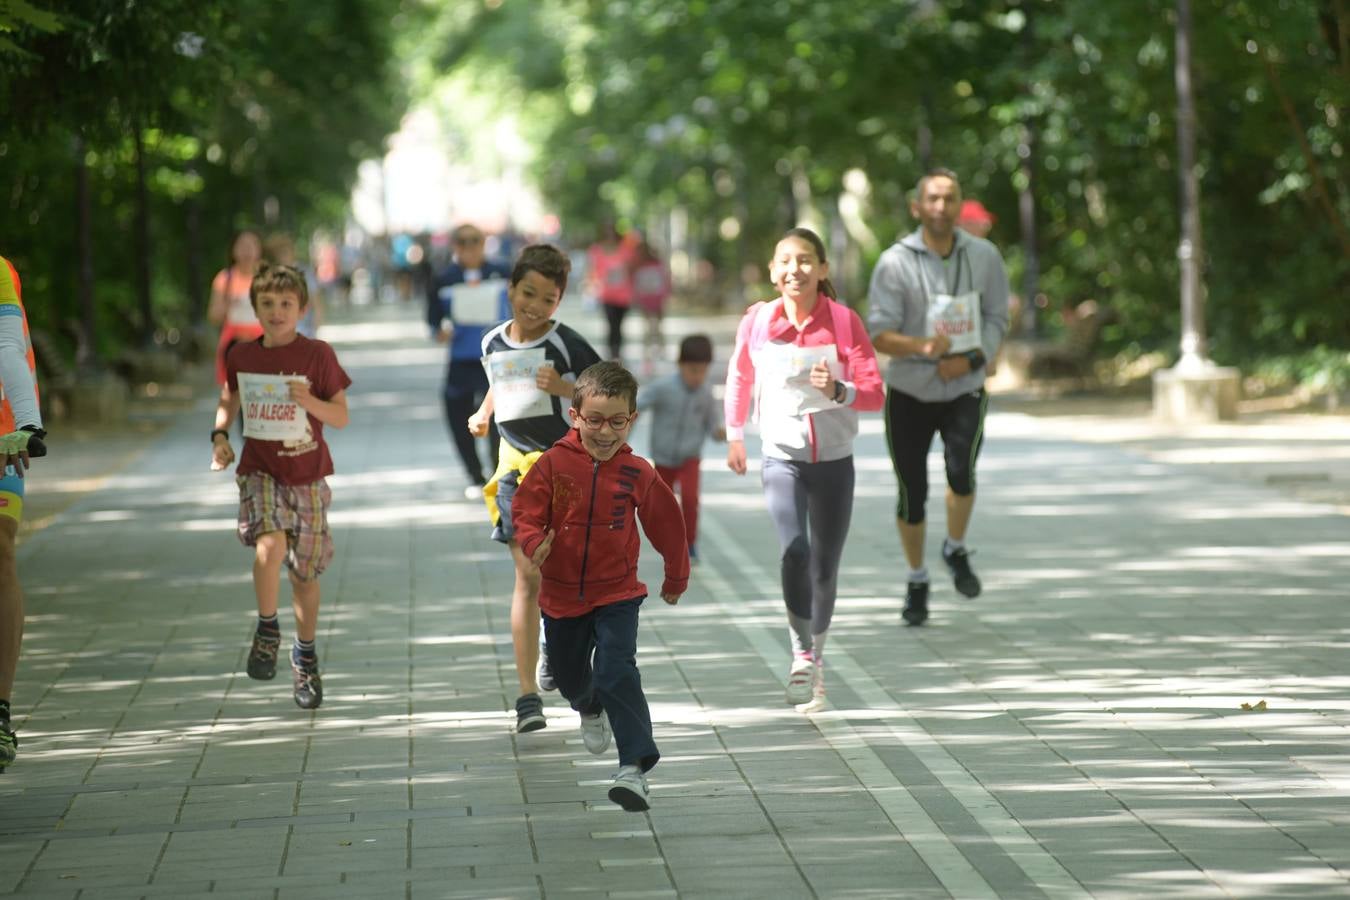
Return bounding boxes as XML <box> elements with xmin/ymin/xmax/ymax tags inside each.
<box><xmin>210</xmin><ymin>264</ymin><xmax>352</xmax><ymax>709</ymax></box>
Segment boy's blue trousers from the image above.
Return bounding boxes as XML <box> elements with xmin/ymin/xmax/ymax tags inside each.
<box><xmin>543</xmin><ymin>597</ymin><xmax>660</xmax><ymax>772</ymax></box>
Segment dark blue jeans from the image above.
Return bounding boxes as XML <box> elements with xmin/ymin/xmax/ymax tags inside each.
<box><xmin>543</xmin><ymin>597</ymin><xmax>659</xmax><ymax>772</ymax></box>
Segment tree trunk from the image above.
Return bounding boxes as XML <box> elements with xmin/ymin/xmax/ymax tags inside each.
<box><xmin>1174</xmin><ymin>0</ymin><xmax>1208</xmax><ymax>366</ymax></box>
<box><xmin>74</xmin><ymin>134</ymin><xmax>98</xmax><ymax>370</ymax></box>
<box><xmin>185</xmin><ymin>165</ymin><xmax>204</xmax><ymax>325</ymax></box>
<box><xmin>1018</xmin><ymin>121</ymin><xmax>1040</xmax><ymax>338</ymax></box>
<box><xmin>1017</xmin><ymin>8</ymin><xmax>1040</xmax><ymax>337</ymax></box>
<box><xmin>133</xmin><ymin>124</ymin><xmax>154</xmax><ymax>344</ymax></box>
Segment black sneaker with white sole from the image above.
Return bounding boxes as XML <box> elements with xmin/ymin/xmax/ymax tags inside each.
<box><xmin>902</xmin><ymin>581</ymin><xmax>930</xmax><ymax>626</ymax></box>
<box><xmin>515</xmin><ymin>692</ymin><xmax>547</xmax><ymax>733</ymax></box>
<box><xmin>942</xmin><ymin>546</ymin><xmax>982</xmax><ymax>598</ymax></box>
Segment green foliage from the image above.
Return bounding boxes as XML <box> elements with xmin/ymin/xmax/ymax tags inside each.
<box><xmin>0</xmin><ymin>0</ymin><xmax>409</xmax><ymax>360</ymax></box>
<box><xmin>418</xmin><ymin>0</ymin><xmax>1347</xmax><ymax>366</ymax></box>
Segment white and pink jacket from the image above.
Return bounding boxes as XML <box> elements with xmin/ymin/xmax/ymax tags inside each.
<box><xmin>724</xmin><ymin>295</ymin><xmax>885</xmax><ymax>464</ymax></box>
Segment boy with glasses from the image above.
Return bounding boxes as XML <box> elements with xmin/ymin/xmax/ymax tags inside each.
<box><xmin>512</xmin><ymin>362</ymin><xmax>689</xmax><ymax>810</ymax></box>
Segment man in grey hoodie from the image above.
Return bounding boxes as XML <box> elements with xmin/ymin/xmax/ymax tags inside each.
<box><xmin>867</xmin><ymin>168</ymin><xmax>1010</xmax><ymax>626</ymax></box>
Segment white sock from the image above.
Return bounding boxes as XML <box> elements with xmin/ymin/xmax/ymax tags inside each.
<box><xmin>787</xmin><ymin>615</ymin><xmax>813</xmax><ymax>657</ymax></box>
<box><xmin>908</xmin><ymin>567</ymin><xmax>929</xmax><ymax>584</ymax></box>
<box><xmin>943</xmin><ymin>537</ymin><xmax>965</xmax><ymax>555</ymax></box>
<box><xmin>812</xmin><ymin>630</ymin><xmax>828</xmax><ymax>662</ymax></box>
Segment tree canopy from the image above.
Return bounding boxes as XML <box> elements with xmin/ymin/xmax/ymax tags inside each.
<box><xmin>422</xmin><ymin>0</ymin><xmax>1347</xmax><ymax>363</ymax></box>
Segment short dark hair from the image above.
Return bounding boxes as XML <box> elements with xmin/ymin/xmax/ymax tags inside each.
<box><xmin>915</xmin><ymin>167</ymin><xmax>962</xmax><ymax>200</ymax></box>
<box><xmin>511</xmin><ymin>243</ymin><xmax>570</xmax><ymax>296</ymax></box>
<box><xmin>678</xmin><ymin>334</ymin><xmax>713</xmax><ymax>363</ymax></box>
<box><xmin>250</xmin><ymin>263</ymin><xmax>309</xmax><ymax>308</ymax></box>
<box><xmin>573</xmin><ymin>361</ymin><xmax>639</xmax><ymax>413</ymax></box>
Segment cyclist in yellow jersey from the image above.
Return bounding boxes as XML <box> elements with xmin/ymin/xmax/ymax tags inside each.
<box><xmin>0</xmin><ymin>255</ymin><xmax>47</xmax><ymax>772</ymax></box>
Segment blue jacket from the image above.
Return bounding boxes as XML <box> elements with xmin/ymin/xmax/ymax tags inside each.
<box><xmin>427</xmin><ymin>260</ymin><xmax>513</xmax><ymax>362</ymax></box>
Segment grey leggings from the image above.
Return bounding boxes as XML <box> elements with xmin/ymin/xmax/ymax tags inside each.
<box><xmin>761</xmin><ymin>456</ymin><xmax>855</xmax><ymax>644</ymax></box>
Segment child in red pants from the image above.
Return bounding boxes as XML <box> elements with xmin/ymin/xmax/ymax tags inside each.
<box><xmin>636</xmin><ymin>335</ymin><xmax>724</xmax><ymax>561</ymax></box>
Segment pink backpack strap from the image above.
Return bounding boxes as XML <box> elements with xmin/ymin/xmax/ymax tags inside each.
<box><xmin>747</xmin><ymin>299</ymin><xmax>778</xmax><ymax>351</ymax></box>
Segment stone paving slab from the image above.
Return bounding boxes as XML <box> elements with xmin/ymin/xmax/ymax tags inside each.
<box><xmin>2</xmin><ymin>303</ymin><xmax>1348</xmax><ymax>898</ymax></box>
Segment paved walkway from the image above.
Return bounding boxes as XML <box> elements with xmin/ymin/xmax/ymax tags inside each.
<box><xmin>3</xmin><ymin>303</ymin><xmax>1348</xmax><ymax>899</ymax></box>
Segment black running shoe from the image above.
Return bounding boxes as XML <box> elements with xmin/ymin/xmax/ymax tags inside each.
<box><xmin>902</xmin><ymin>582</ymin><xmax>930</xmax><ymax>626</ymax></box>
<box><xmin>292</xmin><ymin>660</ymin><xmax>323</xmax><ymax>709</ymax></box>
<box><xmin>247</xmin><ymin>630</ymin><xmax>281</xmax><ymax>680</ymax></box>
<box><xmin>0</xmin><ymin>723</ymin><xmax>16</xmax><ymax>773</ymax></box>
<box><xmin>943</xmin><ymin>546</ymin><xmax>982</xmax><ymax>598</ymax></box>
<box><xmin>515</xmin><ymin>692</ymin><xmax>547</xmax><ymax>733</ymax></box>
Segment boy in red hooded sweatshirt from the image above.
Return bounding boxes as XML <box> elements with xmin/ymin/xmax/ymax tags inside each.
<box><xmin>512</xmin><ymin>361</ymin><xmax>689</xmax><ymax>811</ymax></box>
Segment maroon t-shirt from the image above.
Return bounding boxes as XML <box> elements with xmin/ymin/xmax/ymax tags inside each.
<box><xmin>226</xmin><ymin>335</ymin><xmax>352</xmax><ymax>485</ymax></box>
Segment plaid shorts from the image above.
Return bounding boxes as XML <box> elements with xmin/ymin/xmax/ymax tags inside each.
<box><xmin>236</xmin><ymin>473</ymin><xmax>334</xmax><ymax>581</ymax></box>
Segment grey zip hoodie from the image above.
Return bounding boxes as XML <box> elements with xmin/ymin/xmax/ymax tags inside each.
<box><xmin>637</xmin><ymin>373</ymin><xmax>721</xmax><ymax>467</ymax></box>
<box><xmin>866</xmin><ymin>228</ymin><xmax>1010</xmax><ymax>402</ymax></box>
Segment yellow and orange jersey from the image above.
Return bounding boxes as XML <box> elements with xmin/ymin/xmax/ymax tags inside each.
<box><xmin>0</xmin><ymin>256</ymin><xmax>38</xmax><ymax>435</ymax></box>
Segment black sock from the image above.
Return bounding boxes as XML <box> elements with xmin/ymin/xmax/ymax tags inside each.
<box><xmin>257</xmin><ymin>614</ymin><xmax>280</xmax><ymax>637</ymax></box>
<box><xmin>292</xmin><ymin>638</ymin><xmax>316</xmax><ymax>667</ymax></box>
<box><xmin>0</xmin><ymin>699</ymin><xmax>10</xmax><ymax>726</ymax></box>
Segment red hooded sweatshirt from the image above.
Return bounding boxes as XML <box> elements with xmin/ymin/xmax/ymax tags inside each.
<box><xmin>513</xmin><ymin>429</ymin><xmax>690</xmax><ymax>618</ymax></box>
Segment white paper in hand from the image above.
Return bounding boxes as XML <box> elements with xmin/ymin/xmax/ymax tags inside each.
<box><xmin>926</xmin><ymin>291</ymin><xmax>982</xmax><ymax>354</ymax></box>
<box><xmin>756</xmin><ymin>343</ymin><xmax>844</xmax><ymax>418</ymax></box>
<box><xmin>239</xmin><ymin>373</ymin><xmax>309</xmax><ymax>441</ymax></box>
<box><xmin>488</xmin><ymin>349</ymin><xmax>554</xmax><ymax>422</ymax></box>
<box><xmin>449</xmin><ymin>279</ymin><xmax>507</xmax><ymax>325</ymax></box>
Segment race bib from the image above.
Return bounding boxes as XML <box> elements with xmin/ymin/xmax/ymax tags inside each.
<box><xmin>239</xmin><ymin>373</ymin><xmax>309</xmax><ymax>441</ymax></box>
<box><xmin>447</xmin><ymin>279</ymin><xmax>507</xmax><ymax>326</ymax></box>
<box><xmin>755</xmin><ymin>342</ymin><xmax>844</xmax><ymax>419</ymax></box>
<box><xmin>926</xmin><ymin>291</ymin><xmax>982</xmax><ymax>354</ymax></box>
<box><xmin>488</xmin><ymin>349</ymin><xmax>554</xmax><ymax>422</ymax></box>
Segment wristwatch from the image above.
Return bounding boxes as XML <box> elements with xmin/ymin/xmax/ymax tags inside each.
<box><xmin>832</xmin><ymin>380</ymin><xmax>847</xmax><ymax>403</ymax></box>
<box><xmin>19</xmin><ymin>424</ymin><xmax>46</xmax><ymax>440</ymax></box>
<box><xmin>210</xmin><ymin>428</ymin><xmax>230</xmax><ymax>442</ymax></box>
<box><xmin>963</xmin><ymin>350</ymin><xmax>986</xmax><ymax>371</ymax></box>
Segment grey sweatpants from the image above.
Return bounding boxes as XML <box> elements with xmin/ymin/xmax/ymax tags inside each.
<box><xmin>761</xmin><ymin>455</ymin><xmax>855</xmax><ymax>655</ymax></box>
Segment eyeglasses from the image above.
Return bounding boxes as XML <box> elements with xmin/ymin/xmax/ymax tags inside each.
<box><xmin>578</xmin><ymin>413</ymin><xmax>634</xmax><ymax>431</ymax></box>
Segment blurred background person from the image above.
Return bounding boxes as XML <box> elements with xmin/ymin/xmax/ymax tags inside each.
<box><xmin>206</xmin><ymin>229</ymin><xmax>263</xmax><ymax>386</ymax></box>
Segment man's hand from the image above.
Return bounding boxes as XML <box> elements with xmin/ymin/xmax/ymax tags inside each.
<box><xmin>210</xmin><ymin>435</ymin><xmax>235</xmax><ymax>471</ymax></box>
<box><xmin>535</xmin><ymin>363</ymin><xmax>565</xmax><ymax>395</ymax></box>
<box><xmin>809</xmin><ymin>358</ymin><xmax>836</xmax><ymax>397</ymax></box>
<box><xmin>726</xmin><ymin>439</ymin><xmax>747</xmax><ymax>475</ymax></box>
<box><xmin>530</xmin><ymin>529</ymin><xmax>556</xmax><ymax>569</ymax></box>
<box><xmin>919</xmin><ymin>334</ymin><xmax>952</xmax><ymax>358</ymax></box>
<box><xmin>936</xmin><ymin>355</ymin><xmax>972</xmax><ymax>382</ymax></box>
<box><xmin>0</xmin><ymin>430</ymin><xmax>34</xmax><ymax>476</ymax></box>
<box><xmin>435</xmin><ymin>326</ymin><xmax>452</xmax><ymax>345</ymax></box>
<box><xmin>661</xmin><ymin>591</ymin><xmax>682</xmax><ymax>605</ymax></box>
<box><xmin>467</xmin><ymin>409</ymin><xmax>491</xmax><ymax>437</ymax></box>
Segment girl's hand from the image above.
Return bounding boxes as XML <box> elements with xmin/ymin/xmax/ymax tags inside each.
<box><xmin>809</xmin><ymin>358</ymin><xmax>835</xmax><ymax>397</ymax></box>
<box><xmin>726</xmin><ymin>440</ymin><xmax>747</xmax><ymax>475</ymax></box>
<box><xmin>661</xmin><ymin>591</ymin><xmax>681</xmax><ymax>605</ymax></box>
<box><xmin>467</xmin><ymin>410</ymin><xmax>491</xmax><ymax>437</ymax></box>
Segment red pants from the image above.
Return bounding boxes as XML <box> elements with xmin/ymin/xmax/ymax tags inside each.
<box><xmin>655</xmin><ymin>458</ymin><xmax>700</xmax><ymax>549</ymax></box>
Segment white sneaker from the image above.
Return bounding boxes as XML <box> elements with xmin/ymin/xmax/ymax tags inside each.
<box><xmin>608</xmin><ymin>765</ymin><xmax>650</xmax><ymax>812</ymax></box>
<box><xmin>785</xmin><ymin>653</ymin><xmax>815</xmax><ymax>706</ymax></box>
<box><xmin>536</xmin><ymin>644</ymin><xmax>556</xmax><ymax>692</ymax></box>
<box><xmin>795</xmin><ymin>655</ymin><xmax>826</xmax><ymax>713</ymax></box>
<box><xmin>581</xmin><ymin>711</ymin><xmax>611</xmax><ymax>755</ymax></box>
